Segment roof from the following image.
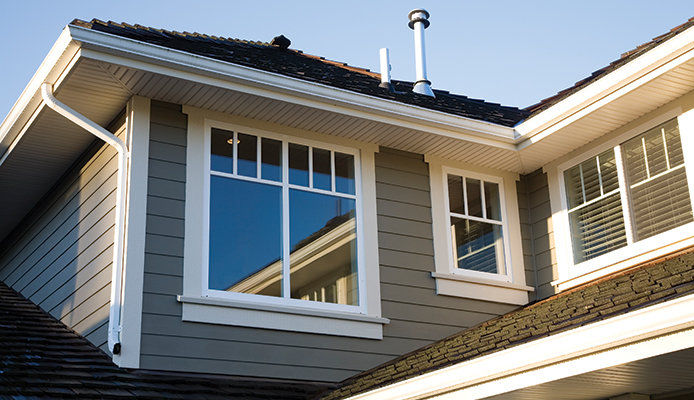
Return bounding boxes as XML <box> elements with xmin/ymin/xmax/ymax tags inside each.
<box><xmin>69</xmin><ymin>19</ymin><xmax>529</xmax><ymax>127</ymax></box>
<box><xmin>0</xmin><ymin>282</ymin><xmax>332</xmax><ymax>399</ymax></box>
<box><xmin>321</xmin><ymin>247</ymin><xmax>694</xmax><ymax>399</ymax></box>
<box><xmin>525</xmin><ymin>16</ymin><xmax>694</xmax><ymax>116</ymax></box>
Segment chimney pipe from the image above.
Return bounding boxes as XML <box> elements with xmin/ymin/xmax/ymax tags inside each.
<box><xmin>379</xmin><ymin>48</ymin><xmax>392</xmax><ymax>89</ymax></box>
<box><xmin>408</xmin><ymin>9</ymin><xmax>435</xmax><ymax>97</ymax></box>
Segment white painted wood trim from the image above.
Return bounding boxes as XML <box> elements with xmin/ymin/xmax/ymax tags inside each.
<box><xmin>346</xmin><ymin>293</ymin><xmax>694</xmax><ymax>400</ymax></box>
<box><xmin>181</xmin><ymin>106</ymin><xmax>384</xmax><ymax>334</ymax></box>
<box><xmin>114</xmin><ymin>96</ymin><xmax>150</xmax><ymax>368</ymax></box>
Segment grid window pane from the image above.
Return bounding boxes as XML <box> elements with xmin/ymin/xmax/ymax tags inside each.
<box><xmin>568</xmin><ymin>192</ymin><xmax>627</xmax><ymax>263</ymax></box>
<box><xmin>484</xmin><ymin>182</ymin><xmax>501</xmax><ymax>221</ymax></box>
<box><xmin>261</xmin><ymin>138</ymin><xmax>282</xmax><ymax>181</ymax></box>
<box><xmin>313</xmin><ymin>148</ymin><xmax>332</xmax><ymax>190</ymax></box>
<box><xmin>237</xmin><ymin>133</ymin><xmax>257</xmax><ymax>178</ymax></box>
<box><xmin>335</xmin><ymin>152</ymin><xmax>355</xmax><ymax>195</ymax></box>
<box><xmin>289</xmin><ymin>143</ymin><xmax>309</xmax><ymax>186</ymax></box>
<box><xmin>210</xmin><ymin>128</ymin><xmax>234</xmax><ymax>173</ymax></box>
<box><xmin>447</xmin><ymin>175</ymin><xmax>464</xmax><ymax>214</ymax></box>
<box><xmin>466</xmin><ymin>178</ymin><xmax>483</xmax><ymax>217</ymax></box>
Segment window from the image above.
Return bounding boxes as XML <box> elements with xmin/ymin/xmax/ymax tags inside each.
<box><xmin>208</xmin><ymin>127</ymin><xmax>360</xmax><ymax>308</ymax></box>
<box><xmin>561</xmin><ymin>118</ymin><xmax>693</xmax><ymax>268</ymax></box>
<box><xmin>428</xmin><ymin>159</ymin><xmax>533</xmax><ymax>306</ymax></box>
<box><xmin>445</xmin><ymin>174</ymin><xmax>506</xmax><ymax>275</ymax></box>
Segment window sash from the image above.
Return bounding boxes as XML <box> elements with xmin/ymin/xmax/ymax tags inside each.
<box><xmin>207</xmin><ymin>127</ymin><xmax>361</xmax><ymax>307</ymax></box>
<box><xmin>562</xmin><ymin>118</ymin><xmax>693</xmax><ymax>267</ymax></box>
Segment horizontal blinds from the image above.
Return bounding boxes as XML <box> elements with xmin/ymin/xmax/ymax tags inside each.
<box><xmin>565</xmin><ymin>148</ymin><xmax>627</xmax><ymax>263</ymax></box>
<box><xmin>622</xmin><ymin>119</ymin><xmax>693</xmax><ymax>241</ymax></box>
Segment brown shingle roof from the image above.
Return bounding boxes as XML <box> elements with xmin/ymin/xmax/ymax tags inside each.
<box><xmin>524</xmin><ymin>17</ymin><xmax>694</xmax><ymax>116</ymax></box>
<box><xmin>0</xmin><ymin>282</ymin><xmax>332</xmax><ymax>399</ymax></box>
<box><xmin>320</xmin><ymin>248</ymin><xmax>694</xmax><ymax>399</ymax></box>
<box><xmin>69</xmin><ymin>18</ymin><xmax>529</xmax><ymax>127</ymax></box>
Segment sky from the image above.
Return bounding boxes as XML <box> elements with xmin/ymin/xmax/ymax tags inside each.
<box><xmin>1</xmin><ymin>1</ymin><xmax>693</xmax><ymax>117</ymax></box>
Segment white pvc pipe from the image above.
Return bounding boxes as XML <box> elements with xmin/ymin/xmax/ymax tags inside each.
<box><xmin>41</xmin><ymin>83</ymin><xmax>128</xmax><ymax>355</ymax></box>
<box><xmin>379</xmin><ymin>48</ymin><xmax>391</xmax><ymax>86</ymax></box>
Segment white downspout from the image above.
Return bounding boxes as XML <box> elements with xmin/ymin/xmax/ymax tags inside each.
<box><xmin>41</xmin><ymin>83</ymin><xmax>128</xmax><ymax>355</ymax></box>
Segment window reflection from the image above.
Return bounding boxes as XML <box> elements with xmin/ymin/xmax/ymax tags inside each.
<box><xmin>261</xmin><ymin>138</ymin><xmax>282</xmax><ymax>181</ymax></box>
<box><xmin>335</xmin><ymin>152</ymin><xmax>355</xmax><ymax>194</ymax></box>
<box><xmin>209</xmin><ymin>177</ymin><xmax>282</xmax><ymax>296</ymax></box>
<box><xmin>313</xmin><ymin>148</ymin><xmax>332</xmax><ymax>190</ymax></box>
<box><xmin>289</xmin><ymin>143</ymin><xmax>309</xmax><ymax>186</ymax></box>
<box><xmin>451</xmin><ymin>217</ymin><xmax>503</xmax><ymax>274</ymax></box>
<box><xmin>289</xmin><ymin>189</ymin><xmax>358</xmax><ymax>305</ymax></box>
<box><xmin>237</xmin><ymin>133</ymin><xmax>257</xmax><ymax>177</ymax></box>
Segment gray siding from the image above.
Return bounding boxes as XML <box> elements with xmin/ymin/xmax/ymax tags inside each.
<box><xmin>517</xmin><ymin>169</ymin><xmax>557</xmax><ymax>300</ymax></box>
<box><xmin>0</xmin><ymin>116</ymin><xmax>125</xmax><ymax>354</ymax></box>
<box><xmin>139</xmin><ymin>101</ymin><xmax>518</xmax><ymax>381</ymax></box>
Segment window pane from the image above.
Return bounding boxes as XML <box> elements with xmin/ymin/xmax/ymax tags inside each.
<box><xmin>447</xmin><ymin>175</ymin><xmax>464</xmax><ymax>214</ymax></box>
<box><xmin>289</xmin><ymin>143</ymin><xmax>309</xmax><ymax>186</ymax></box>
<box><xmin>209</xmin><ymin>177</ymin><xmax>282</xmax><ymax>297</ymax></box>
<box><xmin>289</xmin><ymin>189</ymin><xmax>358</xmax><ymax>305</ymax></box>
<box><xmin>599</xmin><ymin>150</ymin><xmax>619</xmax><ymax>193</ymax></box>
<box><xmin>629</xmin><ymin>164</ymin><xmax>693</xmax><ymax>241</ymax></box>
<box><xmin>568</xmin><ymin>193</ymin><xmax>627</xmax><ymax>263</ymax></box>
<box><xmin>644</xmin><ymin>128</ymin><xmax>668</xmax><ymax>176</ymax></box>
<box><xmin>335</xmin><ymin>152</ymin><xmax>355</xmax><ymax>195</ymax></box>
<box><xmin>484</xmin><ymin>182</ymin><xmax>501</xmax><ymax>221</ymax></box>
<box><xmin>261</xmin><ymin>138</ymin><xmax>281</xmax><ymax>181</ymax></box>
<box><xmin>466</xmin><ymin>178</ymin><xmax>483</xmax><ymax>217</ymax></box>
<box><xmin>451</xmin><ymin>217</ymin><xmax>503</xmax><ymax>274</ymax></box>
<box><xmin>313</xmin><ymin>148</ymin><xmax>332</xmax><ymax>190</ymax></box>
<box><xmin>622</xmin><ymin>135</ymin><xmax>648</xmax><ymax>184</ymax></box>
<box><xmin>237</xmin><ymin>133</ymin><xmax>257</xmax><ymax>177</ymax></box>
<box><xmin>581</xmin><ymin>158</ymin><xmax>601</xmax><ymax>203</ymax></box>
<box><xmin>664</xmin><ymin>119</ymin><xmax>684</xmax><ymax>167</ymax></box>
<box><xmin>564</xmin><ymin>164</ymin><xmax>584</xmax><ymax>209</ymax></box>
<box><xmin>211</xmin><ymin>128</ymin><xmax>234</xmax><ymax>173</ymax></box>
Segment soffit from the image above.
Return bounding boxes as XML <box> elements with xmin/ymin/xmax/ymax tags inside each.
<box><xmin>518</xmin><ymin>57</ymin><xmax>694</xmax><ymax>173</ymax></box>
<box><xmin>486</xmin><ymin>347</ymin><xmax>694</xmax><ymax>400</ymax></box>
<box><xmin>0</xmin><ymin>59</ymin><xmax>130</xmax><ymax>242</ymax></box>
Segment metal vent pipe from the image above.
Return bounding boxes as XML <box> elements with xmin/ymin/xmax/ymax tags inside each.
<box><xmin>408</xmin><ymin>9</ymin><xmax>435</xmax><ymax>97</ymax></box>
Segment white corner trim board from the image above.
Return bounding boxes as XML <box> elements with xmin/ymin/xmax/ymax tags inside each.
<box><xmin>40</xmin><ymin>83</ymin><xmax>130</xmax><ymax>357</ymax></box>
<box><xmin>346</xmin><ymin>293</ymin><xmax>694</xmax><ymax>400</ymax></box>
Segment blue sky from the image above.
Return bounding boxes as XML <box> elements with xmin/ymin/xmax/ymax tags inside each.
<box><xmin>1</xmin><ymin>1</ymin><xmax>693</xmax><ymax>117</ymax></box>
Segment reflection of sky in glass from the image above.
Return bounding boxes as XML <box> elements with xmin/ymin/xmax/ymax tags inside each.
<box><xmin>208</xmin><ymin>177</ymin><xmax>282</xmax><ymax>291</ymax></box>
<box><xmin>261</xmin><ymin>138</ymin><xmax>282</xmax><ymax>181</ymax></box>
<box><xmin>289</xmin><ymin>144</ymin><xmax>309</xmax><ymax>186</ymax></box>
<box><xmin>313</xmin><ymin>148</ymin><xmax>331</xmax><ymax>190</ymax></box>
<box><xmin>237</xmin><ymin>133</ymin><xmax>257</xmax><ymax>178</ymax></box>
<box><xmin>334</xmin><ymin>152</ymin><xmax>355</xmax><ymax>194</ymax></box>
<box><xmin>289</xmin><ymin>189</ymin><xmax>355</xmax><ymax>250</ymax></box>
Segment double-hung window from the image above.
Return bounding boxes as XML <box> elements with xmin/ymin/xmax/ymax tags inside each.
<box><xmin>561</xmin><ymin>118</ymin><xmax>693</xmax><ymax>271</ymax></box>
<box><xmin>207</xmin><ymin>127</ymin><xmax>362</xmax><ymax>310</ymax></box>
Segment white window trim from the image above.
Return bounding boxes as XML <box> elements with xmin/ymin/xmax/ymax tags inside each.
<box><xmin>181</xmin><ymin>106</ymin><xmax>386</xmax><ymax>339</ymax></box>
<box><xmin>549</xmin><ymin>108</ymin><xmax>694</xmax><ymax>291</ymax></box>
<box><xmin>428</xmin><ymin>156</ymin><xmax>532</xmax><ymax>305</ymax></box>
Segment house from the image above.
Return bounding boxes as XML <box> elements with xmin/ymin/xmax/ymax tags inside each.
<box><xmin>1</xmin><ymin>9</ymin><xmax>694</xmax><ymax>399</ymax></box>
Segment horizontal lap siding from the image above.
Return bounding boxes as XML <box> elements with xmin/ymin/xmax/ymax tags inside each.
<box><xmin>139</xmin><ymin>102</ymin><xmax>517</xmax><ymax>381</ymax></box>
<box><xmin>0</xmin><ymin>115</ymin><xmax>125</xmax><ymax>354</ymax></box>
<box><xmin>518</xmin><ymin>169</ymin><xmax>557</xmax><ymax>300</ymax></box>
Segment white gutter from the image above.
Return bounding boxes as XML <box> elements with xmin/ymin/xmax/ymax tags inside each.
<box><xmin>40</xmin><ymin>83</ymin><xmax>129</xmax><ymax>355</ymax></box>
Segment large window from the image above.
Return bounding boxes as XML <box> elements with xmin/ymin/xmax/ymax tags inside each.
<box><xmin>208</xmin><ymin>127</ymin><xmax>360</xmax><ymax>307</ymax></box>
<box><xmin>445</xmin><ymin>172</ymin><xmax>507</xmax><ymax>276</ymax></box>
<box><xmin>563</xmin><ymin>118</ymin><xmax>693</xmax><ymax>266</ymax></box>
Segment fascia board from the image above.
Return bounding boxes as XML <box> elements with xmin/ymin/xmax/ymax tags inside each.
<box><xmin>66</xmin><ymin>25</ymin><xmax>517</xmax><ymax>150</ymax></box>
<box><xmin>0</xmin><ymin>28</ymin><xmax>80</xmax><ymax>157</ymax></box>
<box><xmin>515</xmin><ymin>24</ymin><xmax>694</xmax><ymax>145</ymax></box>
<box><xmin>346</xmin><ymin>292</ymin><xmax>694</xmax><ymax>400</ymax></box>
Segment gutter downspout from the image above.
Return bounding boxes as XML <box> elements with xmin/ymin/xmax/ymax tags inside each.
<box><xmin>41</xmin><ymin>83</ymin><xmax>128</xmax><ymax>355</ymax></box>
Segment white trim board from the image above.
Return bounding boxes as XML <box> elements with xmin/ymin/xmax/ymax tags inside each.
<box><xmin>346</xmin><ymin>292</ymin><xmax>694</xmax><ymax>400</ymax></box>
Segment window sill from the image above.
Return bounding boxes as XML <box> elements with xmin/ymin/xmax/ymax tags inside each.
<box><xmin>177</xmin><ymin>295</ymin><xmax>389</xmax><ymax>339</ymax></box>
<box><xmin>431</xmin><ymin>272</ymin><xmax>534</xmax><ymax>305</ymax></box>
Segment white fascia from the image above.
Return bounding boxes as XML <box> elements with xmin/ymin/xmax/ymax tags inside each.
<box><xmin>515</xmin><ymin>24</ymin><xmax>694</xmax><ymax>148</ymax></box>
<box><xmin>0</xmin><ymin>27</ymin><xmax>79</xmax><ymax>157</ymax></box>
<box><xmin>346</xmin><ymin>293</ymin><xmax>694</xmax><ymax>400</ymax></box>
<box><xmin>65</xmin><ymin>24</ymin><xmax>516</xmax><ymax>150</ymax></box>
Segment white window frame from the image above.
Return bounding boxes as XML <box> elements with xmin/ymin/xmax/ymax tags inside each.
<box><xmin>428</xmin><ymin>156</ymin><xmax>533</xmax><ymax>305</ymax></box>
<box><xmin>180</xmin><ymin>106</ymin><xmax>387</xmax><ymax>339</ymax></box>
<box><xmin>549</xmin><ymin>109</ymin><xmax>694</xmax><ymax>291</ymax></box>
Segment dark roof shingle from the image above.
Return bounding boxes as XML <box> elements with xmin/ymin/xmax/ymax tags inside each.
<box><xmin>321</xmin><ymin>248</ymin><xmax>694</xmax><ymax>399</ymax></box>
<box><xmin>69</xmin><ymin>18</ymin><xmax>529</xmax><ymax>127</ymax></box>
<box><xmin>0</xmin><ymin>282</ymin><xmax>333</xmax><ymax>399</ymax></box>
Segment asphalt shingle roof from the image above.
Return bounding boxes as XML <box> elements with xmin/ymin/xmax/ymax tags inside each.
<box><xmin>321</xmin><ymin>248</ymin><xmax>694</xmax><ymax>399</ymax></box>
<box><xmin>69</xmin><ymin>19</ymin><xmax>529</xmax><ymax>127</ymax></box>
<box><xmin>0</xmin><ymin>282</ymin><xmax>333</xmax><ymax>399</ymax></box>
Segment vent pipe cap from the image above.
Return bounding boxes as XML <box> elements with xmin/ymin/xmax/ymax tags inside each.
<box><xmin>408</xmin><ymin>9</ymin><xmax>430</xmax><ymax>29</ymax></box>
